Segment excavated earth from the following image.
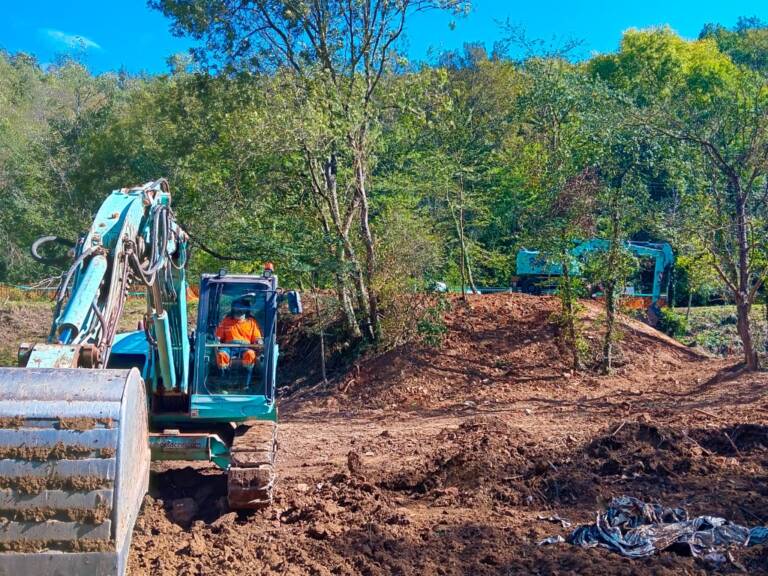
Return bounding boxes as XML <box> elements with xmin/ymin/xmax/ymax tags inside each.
<box><xmin>127</xmin><ymin>294</ymin><xmax>768</xmax><ymax>575</ymax></box>
<box><xmin>3</xmin><ymin>294</ymin><xmax>768</xmax><ymax>574</ymax></box>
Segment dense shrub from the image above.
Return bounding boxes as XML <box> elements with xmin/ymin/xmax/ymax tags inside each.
<box><xmin>658</xmin><ymin>308</ymin><xmax>688</xmax><ymax>338</ymax></box>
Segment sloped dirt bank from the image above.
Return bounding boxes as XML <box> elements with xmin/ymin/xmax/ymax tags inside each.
<box><xmin>129</xmin><ymin>294</ymin><xmax>768</xmax><ymax>575</ymax></box>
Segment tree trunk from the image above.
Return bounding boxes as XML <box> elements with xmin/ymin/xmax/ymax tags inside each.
<box><xmin>334</xmin><ymin>248</ymin><xmax>361</xmax><ymax>339</ymax></box>
<box><xmin>459</xmin><ymin>198</ymin><xmax>478</xmax><ymax>294</ymax></box>
<box><xmin>320</xmin><ymin>152</ymin><xmax>372</xmax><ymax>341</ymax></box>
<box><xmin>734</xmin><ymin>187</ymin><xmax>758</xmax><ymax>370</ymax></box>
<box><xmin>736</xmin><ymin>298</ymin><xmax>757</xmax><ymax>369</ymax></box>
<box><xmin>311</xmin><ymin>156</ymin><xmax>361</xmax><ymax>341</ymax></box>
<box><xmin>451</xmin><ymin>183</ymin><xmax>476</xmax><ymax>298</ymax></box>
<box><xmin>311</xmin><ymin>282</ymin><xmax>328</xmax><ymax>385</ymax></box>
<box><xmin>336</xmin><ymin>128</ymin><xmax>379</xmax><ymax>343</ymax></box>
<box><xmin>686</xmin><ymin>289</ymin><xmax>693</xmax><ymax>322</ymax></box>
<box><xmin>602</xmin><ymin>280</ymin><xmax>616</xmax><ymax>374</ymax></box>
<box><xmin>668</xmin><ymin>266</ymin><xmax>676</xmax><ymax>308</ymax></box>
<box><xmin>764</xmin><ymin>290</ymin><xmax>768</xmax><ymax>352</ymax></box>
<box><xmin>601</xmin><ymin>189</ymin><xmax>622</xmax><ymax>374</ymax></box>
<box><xmin>354</xmin><ymin>151</ymin><xmax>381</xmax><ymax>342</ymax></box>
<box><xmin>561</xmin><ymin>257</ymin><xmax>580</xmax><ymax>370</ymax></box>
<box><xmin>459</xmin><ymin>239</ymin><xmax>467</xmax><ymax>300</ymax></box>
<box><xmin>340</xmin><ymin>235</ymin><xmax>374</xmax><ymax>340</ymax></box>
<box><xmin>336</xmin><ymin>280</ymin><xmax>359</xmax><ymax>338</ymax></box>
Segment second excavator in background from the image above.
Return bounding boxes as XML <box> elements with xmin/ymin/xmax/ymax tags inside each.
<box><xmin>513</xmin><ymin>239</ymin><xmax>675</xmax><ymax>323</ymax></box>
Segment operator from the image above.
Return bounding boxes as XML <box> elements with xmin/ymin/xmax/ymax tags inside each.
<box><xmin>214</xmin><ymin>297</ymin><xmax>263</xmax><ymax>369</ymax></box>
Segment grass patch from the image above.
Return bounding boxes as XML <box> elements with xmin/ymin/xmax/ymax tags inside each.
<box><xmin>672</xmin><ymin>304</ymin><xmax>768</xmax><ymax>357</ymax></box>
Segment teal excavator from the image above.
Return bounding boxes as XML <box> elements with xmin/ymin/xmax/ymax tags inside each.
<box><xmin>0</xmin><ymin>180</ymin><xmax>301</xmax><ymax>575</ymax></box>
<box><xmin>513</xmin><ymin>239</ymin><xmax>674</xmax><ymax>322</ymax></box>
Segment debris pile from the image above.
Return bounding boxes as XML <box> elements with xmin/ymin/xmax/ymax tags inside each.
<box><xmin>550</xmin><ymin>496</ymin><xmax>768</xmax><ymax>565</ymax></box>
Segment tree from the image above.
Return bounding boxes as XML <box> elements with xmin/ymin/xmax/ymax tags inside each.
<box><xmin>700</xmin><ymin>18</ymin><xmax>768</xmax><ymax>75</ymax></box>
<box><xmin>378</xmin><ymin>52</ymin><xmax>524</xmax><ymax>291</ymax></box>
<box><xmin>0</xmin><ymin>52</ymin><xmax>121</xmax><ymax>282</ymax></box>
<box><xmin>153</xmin><ymin>0</ymin><xmax>470</xmax><ymax>342</ymax></box>
<box><xmin>676</xmin><ymin>250</ymin><xmax>720</xmax><ymax>318</ymax></box>
<box><xmin>513</xmin><ymin>56</ymin><xmax>599</xmax><ymax>369</ymax></box>
<box><xmin>73</xmin><ymin>69</ymin><xmax>327</xmax><ymax>287</ymax></box>
<box><xmin>589</xmin><ymin>105</ymin><xmax>656</xmax><ymax>372</ymax></box>
<box><xmin>592</xmin><ymin>27</ymin><xmax>768</xmax><ymax>370</ymax></box>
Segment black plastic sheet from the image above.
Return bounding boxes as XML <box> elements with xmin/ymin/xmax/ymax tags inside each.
<box><xmin>543</xmin><ymin>497</ymin><xmax>768</xmax><ymax>563</ymax></box>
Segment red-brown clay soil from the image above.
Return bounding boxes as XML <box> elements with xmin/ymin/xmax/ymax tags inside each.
<box><xmin>128</xmin><ymin>294</ymin><xmax>768</xmax><ymax>575</ymax></box>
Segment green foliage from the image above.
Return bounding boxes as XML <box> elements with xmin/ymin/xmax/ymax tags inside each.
<box><xmin>582</xmin><ymin>244</ymin><xmax>639</xmax><ymax>294</ymax></box>
<box><xmin>700</xmin><ymin>18</ymin><xmax>768</xmax><ymax>74</ymax></box>
<box><xmin>416</xmin><ymin>294</ymin><xmax>451</xmax><ymax>348</ymax></box>
<box><xmin>681</xmin><ymin>304</ymin><xmax>768</xmax><ymax>357</ymax></box>
<box><xmin>589</xmin><ymin>27</ymin><xmax>740</xmax><ymax>107</ymax></box>
<box><xmin>675</xmin><ymin>252</ymin><xmax>721</xmax><ymax>306</ymax></box>
<box><xmin>658</xmin><ymin>307</ymin><xmax>688</xmax><ymax>337</ymax></box>
<box><xmin>550</xmin><ymin>274</ymin><xmax>590</xmax><ymax>364</ymax></box>
<box><xmin>0</xmin><ymin>52</ymin><xmax>123</xmax><ymax>281</ymax></box>
<box><xmin>5</xmin><ymin>14</ymin><xmax>768</xmax><ymax>358</ymax></box>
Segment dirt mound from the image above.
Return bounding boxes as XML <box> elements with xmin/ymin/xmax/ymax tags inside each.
<box><xmin>377</xmin><ymin>413</ymin><xmax>768</xmax><ymax>526</ymax></box>
<box><xmin>693</xmin><ymin>423</ymin><xmax>768</xmax><ymax>455</ymax></box>
<box><xmin>131</xmin><ymin>413</ymin><xmax>758</xmax><ymax>576</ymax></box>
<box><xmin>132</xmin><ymin>463</ymin><xmax>429</xmax><ymax>576</ymax></box>
<box><xmin>4</xmin><ymin>293</ymin><xmax>761</xmax><ymax>574</ymax></box>
<box><xmin>585</xmin><ymin>421</ymin><xmax>709</xmax><ymax>478</ymax></box>
<box><xmin>131</xmin><ymin>459</ymin><xmax>709</xmax><ymax>576</ymax></box>
<box><xmin>378</xmin><ymin>417</ymin><xmax>746</xmax><ymax>515</ymax></box>
<box><xmin>285</xmin><ymin>293</ymin><xmax>706</xmax><ymax>412</ymax></box>
<box><xmin>530</xmin><ymin>421</ymin><xmax>714</xmax><ymax>508</ymax></box>
<box><xmin>516</xmin><ymin>418</ymin><xmax>768</xmax><ymax>531</ymax></box>
<box><xmin>382</xmin><ymin>416</ymin><xmax>534</xmax><ymax>505</ymax></box>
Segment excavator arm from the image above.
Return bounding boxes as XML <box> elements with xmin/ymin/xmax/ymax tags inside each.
<box><xmin>26</xmin><ymin>178</ymin><xmax>189</xmax><ymax>382</ymax></box>
<box><xmin>0</xmin><ymin>179</ymin><xmax>190</xmax><ymax>576</ymax></box>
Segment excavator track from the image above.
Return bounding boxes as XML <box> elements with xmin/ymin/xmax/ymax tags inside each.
<box><xmin>0</xmin><ymin>367</ymin><xmax>150</xmax><ymax>576</ymax></box>
<box><xmin>227</xmin><ymin>420</ymin><xmax>276</xmax><ymax>509</ymax></box>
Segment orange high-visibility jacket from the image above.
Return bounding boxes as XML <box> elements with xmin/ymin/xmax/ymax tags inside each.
<box><xmin>215</xmin><ymin>316</ymin><xmax>262</xmax><ymax>344</ymax></box>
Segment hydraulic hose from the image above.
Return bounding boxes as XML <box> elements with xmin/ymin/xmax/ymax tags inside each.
<box><xmin>30</xmin><ymin>235</ymin><xmax>75</xmax><ymax>265</ymax></box>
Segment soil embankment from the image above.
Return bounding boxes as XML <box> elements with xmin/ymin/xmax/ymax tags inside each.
<box><xmin>129</xmin><ymin>294</ymin><xmax>768</xmax><ymax>575</ymax></box>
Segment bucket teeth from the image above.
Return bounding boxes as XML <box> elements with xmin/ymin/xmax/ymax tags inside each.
<box><xmin>228</xmin><ymin>421</ymin><xmax>277</xmax><ymax>509</ymax></box>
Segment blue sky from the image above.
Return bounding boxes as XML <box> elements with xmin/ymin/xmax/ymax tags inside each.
<box><xmin>1</xmin><ymin>0</ymin><xmax>766</xmax><ymax>74</ymax></box>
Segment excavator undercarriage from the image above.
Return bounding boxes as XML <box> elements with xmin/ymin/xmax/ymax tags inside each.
<box><xmin>228</xmin><ymin>420</ymin><xmax>277</xmax><ymax>508</ymax></box>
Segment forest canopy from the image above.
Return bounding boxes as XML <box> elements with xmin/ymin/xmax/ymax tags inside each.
<box><xmin>2</xmin><ymin>11</ymin><xmax>768</xmax><ymax>365</ymax></box>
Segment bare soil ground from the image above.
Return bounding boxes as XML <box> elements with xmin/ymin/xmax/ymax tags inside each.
<box><xmin>3</xmin><ymin>294</ymin><xmax>768</xmax><ymax>574</ymax></box>
<box><xmin>0</xmin><ymin>298</ymin><xmax>147</xmax><ymax>365</ymax></box>
<box><xmin>0</xmin><ymin>301</ymin><xmax>52</xmax><ymax>365</ymax></box>
<box><xmin>128</xmin><ymin>294</ymin><xmax>768</xmax><ymax>575</ymax></box>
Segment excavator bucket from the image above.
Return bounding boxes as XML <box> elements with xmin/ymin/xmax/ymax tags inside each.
<box><xmin>0</xmin><ymin>367</ymin><xmax>150</xmax><ymax>576</ymax></box>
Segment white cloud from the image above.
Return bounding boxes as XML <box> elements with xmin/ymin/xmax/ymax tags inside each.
<box><xmin>42</xmin><ymin>28</ymin><xmax>101</xmax><ymax>51</ymax></box>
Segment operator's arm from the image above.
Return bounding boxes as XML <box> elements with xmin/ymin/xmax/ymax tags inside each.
<box><xmin>250</xmin><ymin>318</ymin><xmax>263</xmax><ymax>344</ymax></box>
<box><xmin>215</xmin><ymin>318</ymin><xmax>228</xmax><ymax>342</ymax></box>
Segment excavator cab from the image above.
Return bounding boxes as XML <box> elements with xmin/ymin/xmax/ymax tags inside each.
<box><xmin>192</xmin><ymin>272</ymin><xmax>278</xmax><ymax>410</ymax></box>
<box><xmin>202</xmin><ymin>289</ymin><xmax>267</xmax><ymax>395</ymax></box>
